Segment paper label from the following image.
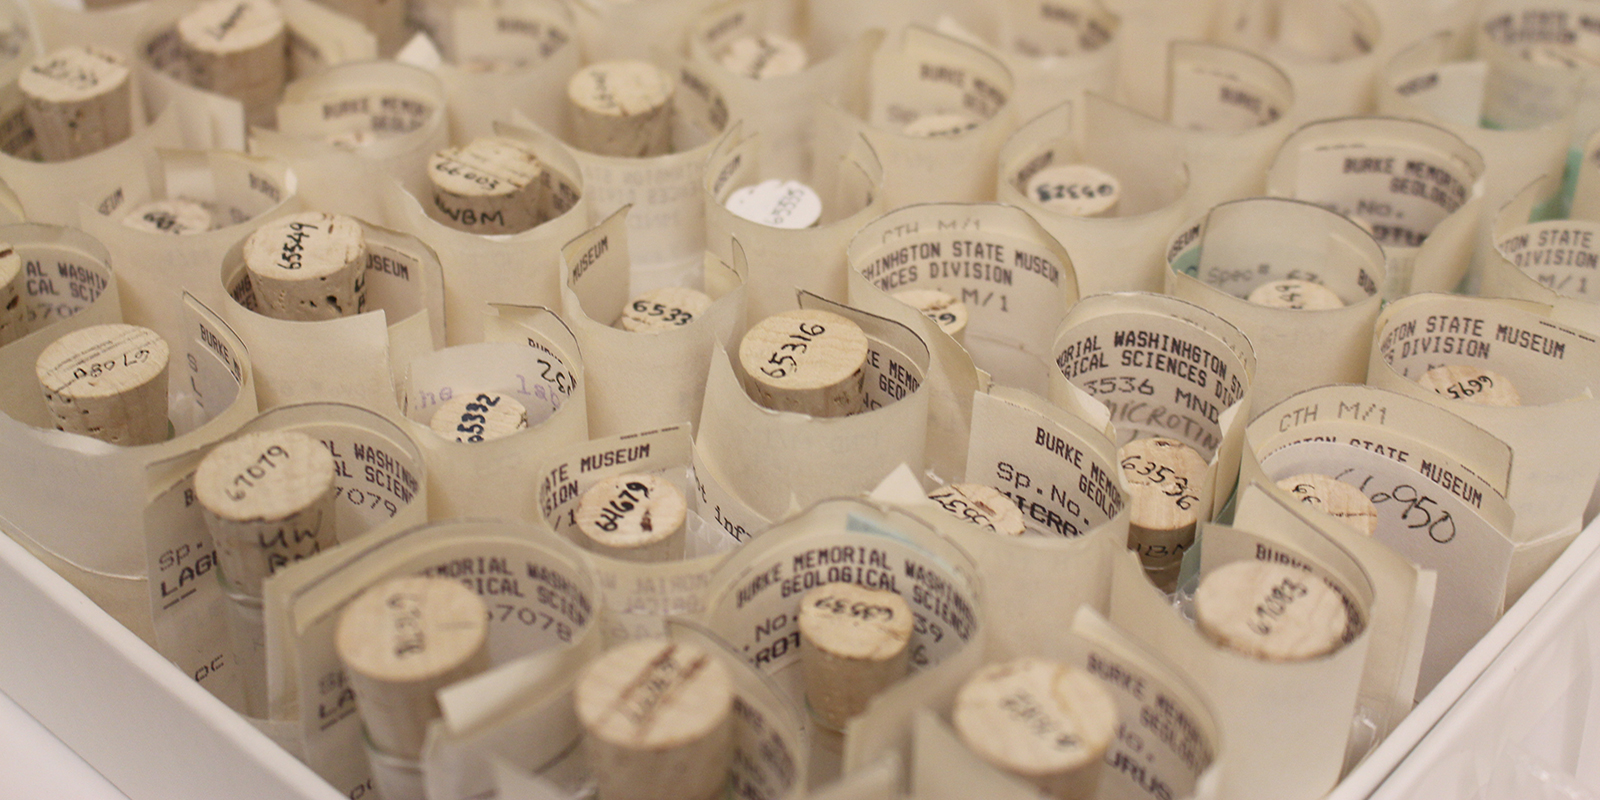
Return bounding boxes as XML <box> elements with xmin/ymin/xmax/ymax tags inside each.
<box><xmin>286</xmin><ymin>521</ymin><xmax>599</xmax><ymax>797</ymax></box>
<box><xmin>702</xmin><ymin>501</ymin><xmax>981</xmax><ymax>711</ymax></box>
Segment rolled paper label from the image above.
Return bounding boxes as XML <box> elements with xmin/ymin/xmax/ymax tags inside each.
<box><xmin>982</xmin><ymin>0</ymin><xmax>1118</xmax><ymax>124</ymax></box>
<box><xmin>702</xmin><ymin>119</ymin><xmax>886</xmax><ymax>326</ymax></box>
<box><xmin>1109</xmin><ymin>505</ymin><xmax>1376</xmax><ymax>800</ymax></box>
<box><xmin>1264</xmin><ymin>116</ymin><xmax>1485</xmax><ymax>298</ymax></box>
<box><xmin>534</xmin><ymin>426</ymin><xmax>736</xmax><ymax>643</ymax></box>
<box><xmin>276</xmin><ymin>518</ymin><xmax>600</xmax><ymax>797</ymax></box>
<box><xmin>221</xmin><ymin>214</ymin><xmax>447</xmax><ymax>413</ymax></box>
<box><xmin>1165</xmin><ymin>197</ymin><xmax>1384</xmax><ymax>410</ymax></box>
<box><xmin>400</xmin><ymin>311</ymin><xmax>587</xmax><ymax>520</ymax></box>
<box><xmin>1242</xmin><ymin>382</ymin><xmax>1514</xmax><ymax>694</ymax></box>
<box><xmin>558</xmin><ymin>206</ymin><xmax>745</xmax><ymax>437</ymax></box>
<box><xmin>1368</xmin><ymin>292</ymin><xmax>1600</xmax><ymax>595</ymax></box>
<box><xmin>1166</xmin><ymin>41</ymin><xmax>1297</xmax><ymax>212</ymax></box>
<box><xmin>694</xmin><ymin>293</ymin><xmax>930</xmax><ymax>524</ymax></box>
<box><xmin>818</xmin><ymin>26</ymin><xmax>1014</xmax><ymax>210</ymax></box>
<box><xmin>1485</xmin><ymin>174</ymin><xmax>1600</xmax><ymax>333</ymax></box>
<box><xmin>146</xmin><ymin>403</ymin><xmax>425</xmax><ymax>715</ymax></box>
<box><xmin>700</xmin><ymin>500</ymin><xmax>982</xmax><ymax>735</ymax></box>
<box><xmin>1213</xmin><ymin>0</ymin><xmax>1382</xmax><ymax>119</ymax></box>
<box><xmin>996</xmin><ymin>96</ymin><xmax>1192</xmax><ymax>296</ymax></box>
<box><xmin>381</xmin><ymin>122</ymin><xmax>587</xmax><ymax>346</ymax></box>
<box><xmin>259</xmin><ymin>61</ymin><xmax>450</xmax><ymax>223</ymax></box>
<box><xmin>847</xmin><ymin>202</ymin><xmax>1077</xmax><ymax>480</ymax></box>
<box><xmin>78</xmin><ymin>149</ymin><xmax>300</xmax><ymax>352</ymax></box>
<box><xmin>1050</xmin><ymin>292</ymin><xmax>1256</xmax><ymax>524</ymax></box>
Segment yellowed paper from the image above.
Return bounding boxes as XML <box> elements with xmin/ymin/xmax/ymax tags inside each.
<box><xmin>221</xmin><ymin>217</ymin><xmax>446</xmax><ymax>414</ymax></box>
<box><xmin>1369</xmin><ymin>293</ymin><xmax>1600</xmax><ymax>598</ymax></box>
<box><xmin>254</xmin><ymin>61</ymin><xmax>449</xmax><ymax>224</ymax></box>
<box><xmin>1484</xmin><ymin>174</ymin><xmax>1600</xmax><ymax>334</ymax></box>
<box><xmin>380</xmin><ymin>122</ymin><xmax>589</xmax><ymax>345</ymax></box>
<box><xmin>1265</xmin><ymin>116</ymin><xmax>1485</xmax><ymax>297</ymax></box>
<box><xmin>996</xmin><ymin>95</ymin><xmax>1193</xmax><ymax>296</ymax></box>
<box><xmin>79</xmin><ymin>149</ymin><xmax>302</xmax><ymax>349</ymax></box>
<box><xmin>1214</xmin><ymin>0</ymin><xmax>1384</xmax><ymax>118</ymax></box>
<box><xmin>693</xmin><ymin>295</ymin><xmax>930</xmax><ymax>524</ymax></box>
<box><xmin>1049</xmin><ymin>292</ymin><xmax>1256</xmax><ymax>522</ymax></box>
<box><xmin>846</xmin><ymin>202</ymin><xmax>1076</xmax><ymax>480</ymax></box>
<box><xmin>399</xmin><ymin>305</ymin><xmax>589</xmax><ymax>521</ymax></box>
<box><xmin>1165</xmin><ymin>198</ymin><xmax>1385</xmax><ymax>409</ymax></box>
<box><xmin>816</xmin><ymin>26</ymin><xmax>1016</xmax><ymax>210</ymax></box>
<box><xmin>1165</xmin><ymin>41</ymin><xmax>1297</xmax><ymax>212</ymax></box>
<box><xmin>560</xmin><ymin>206</ymin><xmax>745</xmax><ymax>436</ymax></box>
<box><xmin>705</xmin><ymin>120</ymin><xmax>886</xmax><ymax>326</ymax></box>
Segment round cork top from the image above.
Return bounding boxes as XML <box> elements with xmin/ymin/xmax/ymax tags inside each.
<box><xmin>566</xmin><ymin>60</ymin><xmax>675</xmax><ymax>119</ymax></box>
<box><xmin>1194</xmin><ymin>560</ymin><xmax>1349</xmax><ymax>662</ymax></box>
<box><xmin>428</xmin><ymin>391</ymin><xmax>528</xmax><ymax>443</ymax></box>
<box><xmin>576</xmin><ymin>474</ymin><xmax>687</xmax><ymax>550</ymax></box>
<box><xmin>928</xmin><ymin>483</ymin><xmax>1025</xmax><ymax>536</ymax></box>
<box><xmin>36</xmin><ymin>323</ymin><xmax>169</xmax><ymax>400</ymax></box>
<box><xmin>335</xmin><ymin>575</ymin><xmax>490</xmax><ymax>685</ymax></box>
<box><xmin>243</xmin><ymin>211</ymin><xmax>366</xmax><ymax>282</ymax></box>
<box><xmin>123</xmin><ymin>198</ymin><xmax>212</xmax><ymax>235</ymax></box>
<box><xmin>717</xmin><ymin>34</ymin><xmax>808</xmax><ymax>80</ymax></box>
<box><xmin>177</xmin><ymin>0</ymin><xmax>285</xmax><ymax>54</ymax></box>
<box><xmin>952</xmin><ymin>657</ymin><xmax>1118</xmax><ymax>778</ymax></box>
<box><xmin>739</xmin><ymin>309</ymin><xmax>868</xmax><ymax>391</ymax></box>
<box><xmin>724</xmin><ymin>179</ymin><xmax>822</xmax><ymax>229</ymax></box>
<box><xmin>1025</xmin><ymin>164</ymin><xmax>1120</xmax><ymax>217</ymax></box>
<box><xmin>575</xmin><ymin>639</ymin><xmax>734</xmax><ymax>750</ymax></box>
<box><xmin>892</xmin><ymin>288</ymin><xmax>967</xmax><ymax>338</ymax></box>
<box><xmin>194</xmin><ymin>429</ymin><xmax>337</xmax><ymax>523</ymax></box>
<box><xmin>902</xmin><ymin>112</ymin><xmax>979</xmax><ymax>138</ymax></box>
<box><xmin>1118</xmin><ymin>437</ymin><xmax>1208</xmax><ymax>531</ymax></box>
<box><xmin>427</xmin><ymin>137</ymin><xmax>544</xmax><ymax>199</ymax></box>
<box><xmin>1246</xmin><ymin>279</ymin><xmax>1345</xmax><ymax>310</ymax></box>
<box><xmin>798</xmin><ymin>583</ymin><xmax>914</xmax><ymax>661</ymax></box>
<box><xmin>618</xmin><ymin>286</ymin><xmax>713</xmax><ymax>333</ymax></box>
<box><xmin>19</xmin><ymin>46</ymin><xmax>129</xmax><ymax>104</ymax></box>
<box><xmin>1277</xmin><ymin>473</ymin><xmax>1378</xmax><ymax>536</ymax></box>
<box><xmin>1417</xmin><ymin>364</ymin><xmax>1522</xmax><ymax>407</ymax></box>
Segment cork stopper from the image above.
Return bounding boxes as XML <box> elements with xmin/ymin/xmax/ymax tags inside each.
<box><xmin>242</xmin><ymin>211</ymin><xmax>368</xmax><ymax>321</ymax></box>
<box><xmin>617</xmin><ymin>287</ymin><xmax>713</xmax><ymax>333</ymax></box>
<box><xmin>19</xmin><ymin>46</ymin><xmax>133</xmax><ymax>162</ymax></box>
<box><xmin>798</xmin><ymin>582</ymin><xmax>913</xmax><ymax>729</ymax></box>
<box><xmin>1025</xmin><ymin>164</ymin><xmax>1120</xmax><ymax>218</ymax></box>
<box><xmin>739</xmin><ymin>309</ymin><xmax>868</xmax><ymax>418</ymax></box>
<box><xmin>566</xmin><ymin>60</ymin><xmax>676</xmax><ymax>158</ymax></box>
<box><xmin>716</xmin><ymin>34</ymin><xmax>808</xmax><ymax>79</ymax></box>
<box><xmin>122</xmin><ymin>198</ymin><xmax>213</xmax><ymax>235</ymax></box>
<box><xmin>35</xmin><ymin>323</ymin><xmax>170</xmax><ymax>446</ymax></box>
<box><xmin>901</xmin><ymin>112</ymin><xmax>979</xmax><ymax>138</ymax></box>
<box><xmin>1276</xmin><ymin>473</ymin><xmax>1378</xmax><ymax>536</ymax></box>
<box><xmin>724</xmin><ymin>179</ymin><xmax>822</xmax><ymax>229</ymax></box>
<box><xmin>176</xmin><ymin>0</ymin><xmax>287</xmax><ymax>127</ymax></box>
<box><xmin>892</xmin><ymin>288</ymin><xmax>967</xmax><ymax>344</ymax></box>
<box><xmin>927</xmin><ymin>483</ymin><xmax>1025</xmax><ymax>536</ymax></box>
<box><xmin>1119</xmin><ymin>437</ymin><xmax>1208</xmax><ymax>592</ymax></box>
<box><xmin>575</xmin><ymin>474</ymin><xmax>688</xmax><ymax>562</ymax></box>
<box><xmin>1417</xmin><ymin>364</ymin><xmax>1522</xmax><ymax>407</ymax></box>
<box><xmin>426</xmin><ymin>137</ymin><xmax>553</xmax><ymax>235</ymax></box>
<box><xmin>952</xmin><ymin>657</ymin><xmax>1118</xmax><ymax>800</ymax></box>
<box><xmin>194</xmin><ymin>429</ymin><xmax>338</xmax><ymax>597</ymax></box>
<box><xmin>575</xmin><ymin>639</ymin><xmax>735</xmax><ymax>800</ymax></box>
<box><xmin>428</xmin><ymin>391</ymin><xmax>528</xmax><ymax>443</ymax></box>
<box><xmin>1246</xmin><ymin>279</ymin><xmax>1345</xmax><ymax>310</ymax></box>
<box><xmin>336</xmin><ymin>575</ymin><xmax>491</xmax><ymax>760</ymax></box>
<box><xmin>0</xmin><ymin>243</ymin><xmax>24</xmax><ymax>347</ymax></box>
<box><xmin>1195</xmin><ymin>560</ymin><xmax>1350</xmax><ymax>662</ymax></box>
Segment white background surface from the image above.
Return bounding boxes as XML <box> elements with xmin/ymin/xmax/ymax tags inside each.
<box><xmin>0</xmin><ymin>689</ymin><xmax>128</xmax><ymax>799</ymax></box>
